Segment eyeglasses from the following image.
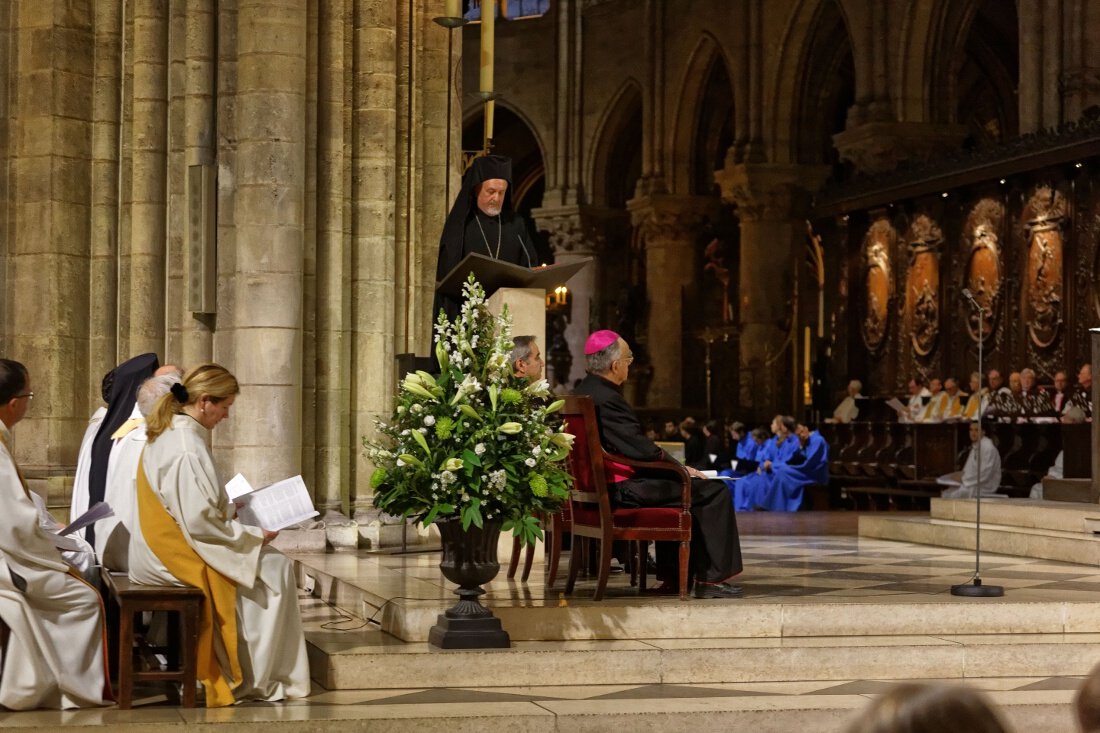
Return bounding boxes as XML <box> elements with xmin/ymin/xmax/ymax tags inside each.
<box><xmin>14</xmin><ymin>392</ymin><xmax>32</xmax><ymax>401</ymax></box>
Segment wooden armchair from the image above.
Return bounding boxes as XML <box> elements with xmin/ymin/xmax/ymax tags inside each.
<box><xmin>561</xmin><ymin>395</ymin><xmax>691</xmax><ymax>601</ymax></box>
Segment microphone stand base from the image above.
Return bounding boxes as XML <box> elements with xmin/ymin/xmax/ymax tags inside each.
<box><xmin>951</xmin><ymin>580</ymin><xmax>1004</xmax><ymax>597</ymax></box>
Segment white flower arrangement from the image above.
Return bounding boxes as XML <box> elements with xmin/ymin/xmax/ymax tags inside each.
<box><xmin>365</xmin><ymin>275</ymin><xmax>573</xmax><ymax>545</ymax></box>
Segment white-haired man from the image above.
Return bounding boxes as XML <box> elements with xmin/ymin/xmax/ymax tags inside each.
<box><xmin>574</xmin><ymin>329</ymin><xmax>743</xmax><ymax>599</ymax></box>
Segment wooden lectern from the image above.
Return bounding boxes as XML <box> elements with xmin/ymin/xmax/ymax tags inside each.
<box><xmin>436</xmin><ymin>253</ymin><xmax>592</xmax><ymax>355</ymax></box>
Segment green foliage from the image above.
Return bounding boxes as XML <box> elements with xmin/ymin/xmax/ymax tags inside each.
<box><xmin>364</xmin><ymin>275</ymin><xmax>574</xmax><ymax>546</ymax></box>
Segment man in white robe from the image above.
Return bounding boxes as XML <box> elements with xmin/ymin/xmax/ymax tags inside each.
<box><xmin>0</xmin><ymin>359</ymin><xmax>108</xmax><ymax>710</ymax></box>
<box><xmin>920</xmin><ymin>378</ymin><xmax>950</xmax><ymax>422</ymax></box>
<box><xmin>129</xmin><ymin>412</ymin><xmax>309</xmax><ymax>704</ymax></box>
<box><xmin>904</xmin><ymin>377</ymin><xmax>932</xmax><ymax>422</ymax></box>
<box><xmin>939</xmin><ymin>422</ymin><xmax>1002</xmax><ymax>499</ymax></box>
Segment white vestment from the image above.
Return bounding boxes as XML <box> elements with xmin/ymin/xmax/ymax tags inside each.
<box><xmin>940</xmin><ymin>437</ymin><xmax>1002</xmax><ymax>499</ymax></box>
<box><xmin>906</xmin><ymin>388</ymin><xmax>932</xmax><ymax>422</ymax></box>
<box><xmin>28</xmin><ymin>492</ymin><xmax>97</xmax><ymax>583</ymax></box>
<box><xmin>129</xmin><ymin>415</ymin><xmax>309</xmax><ymax>702</ymax></box>
<box><xmin>68</xmin><ymin>406</ymin><xmax>107</xmax><ymax>533</ymax></box>
<box><xmin>920</xmin><ymin>392</ymin><xmax>950</xmax><ymax>422</ymax></box>
<box><xmin>832</xmin><ymin>395</ymin><xmax>861</xmax><ymax>423</ymax></box>
<box><xmin>95</xmin><ymin>406</ymin><xmax>146</xmax><ymax>571</ymax></box>
<box><xmin>0</xmin><ymin>424</ymin><xmax>106</xmax><ymax>710</ymax></box>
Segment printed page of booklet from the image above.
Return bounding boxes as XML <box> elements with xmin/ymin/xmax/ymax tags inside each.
<box><xmin>226</xmin><ymin>473</ymin><xmax>319</xmax><ymax>531</ymax></box>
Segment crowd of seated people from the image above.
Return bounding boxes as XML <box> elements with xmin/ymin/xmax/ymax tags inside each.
<box><xmin>834</xmin><ymin>363</ymin><xmax>1093</xmax><ymax>425</ymax></box>
<box><xmin>645</xmin><ymin>413</ymin><xmax>830</xmax><ymax>512</ymax></box>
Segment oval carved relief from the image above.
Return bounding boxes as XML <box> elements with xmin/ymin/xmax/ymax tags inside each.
<box><xmin>904</xmin><ymin>214</ymin><xmax>943</xmax><ymax>358</ymax></box>
<box><xmin>1022</xmin><ymin>186</ymin><xmax>1066</xmax><ymax>350</ymax></box>
<box><xmin>962</xmin><ymin>199</ymin><xmax>1004</xmax><ymax>344</ymax></box>
<box><xmin>860</xmin><ymin>218</ymin><xmax>895</xmax><ymax>352</ymax></box>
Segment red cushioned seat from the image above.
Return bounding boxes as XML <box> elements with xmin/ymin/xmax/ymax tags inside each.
<box><xmin>571</xmin><ymin>504</ymin><xmax>683</xmax><ymax>530</ymax></box>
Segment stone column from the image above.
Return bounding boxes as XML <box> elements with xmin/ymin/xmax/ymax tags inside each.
<box><xmin>174</xmin><ymin>0</ymin><xmax>216</xmax><ymax>366</ymax></box>
<box><xmin>350</xmin><ymin>0</ymin><xmax>398</xmax><ymax>524</ymax></box>
<box><xmin>2</xmin><ymin>2</ymin><xmax>94</xmax><ymax>500</ymax></box>
<box><xmin>1018</xmin><ymin>0</ymin><xmax>1064</xmax><ymax>132</ymax></box>
<box><xmin>714</xmin><ymin>163</ymin><xmax>826</xmax><ymax>418</ymax></box>
<box><xmin>228</xmin><ymin>0</ymin><xmax>307</xmax><ymax>485</ymax></box>
<box><xmin>626</xmin><ymin>195</ymin><xmax>716</xmax><ymax>408</ymax></box>
<box><xmin>314</xmin><ymin>1</ymin><xmax>354</xmax><ymax>531</ymax></box>
<box><xmin>89</xmin><ymin>0</ymin><xmax>122</xmax><ymax>397</ymax></box>
<box><xmin>532</xmin><ymin>204</ymin><xmax>621</xmax><ymax>387</ymax></box>
<box><xmin>129</xmin><ymin>0</ymin><xmax>169</xmax><ymax>357</ymax></box>
<box><xmin>1062</xmin><ymin>0</ymin><xmax>1100</xmax><ymax>120</ymax></box>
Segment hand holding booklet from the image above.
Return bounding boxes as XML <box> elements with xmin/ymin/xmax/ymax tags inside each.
<box><xmin>225</xmin><ymin>474</ymin><xmax>319</xmax><ymax>532</ymax></box>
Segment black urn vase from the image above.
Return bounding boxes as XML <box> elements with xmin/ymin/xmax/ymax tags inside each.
<box><xmin>428</xmin><ymin>516</ymin><xmax>511</xmax><ymax>649</ymax></box>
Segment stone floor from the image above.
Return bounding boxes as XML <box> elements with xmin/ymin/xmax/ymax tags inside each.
<box><xmin>1</xmin><ymin>519</ymin><xmax>1097</xmax><ymax>731</ymax></box>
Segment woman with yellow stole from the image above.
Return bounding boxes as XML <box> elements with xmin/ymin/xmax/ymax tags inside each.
<box><xmin>128</xmin><ymin>364</ymin><xmax>308</xmax><ymax>707</ymax></box>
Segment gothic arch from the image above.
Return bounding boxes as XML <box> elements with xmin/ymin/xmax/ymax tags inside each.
<box><xmin>586</xmin><ymin>79</ymin><xmax>643</xmax><ymax>208</ymax></box>
<box><xmin>770</xmin><ymin>0</ymin><xmax>856</xmax><ymax>168</ymax></box>
<box><xmin>667</xmin><ymin>33</ymin><xmax>736</xmax><ymax>196</ymax></box>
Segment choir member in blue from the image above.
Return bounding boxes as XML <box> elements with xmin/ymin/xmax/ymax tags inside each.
<box><xmin>734</xmin><ymin>416</ymin><xmax>799</xmax><ymax>511</ymax></box>
<box><xmin>757</xmin><ymin>422</ymin><xmax>830</xmax><ymax>511</ymax></box>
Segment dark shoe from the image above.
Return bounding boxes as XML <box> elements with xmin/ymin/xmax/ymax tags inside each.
<box><xmin>693</xmin><ymin>581</ymin><xmax>744</xmax><ymax>599</ymax></box>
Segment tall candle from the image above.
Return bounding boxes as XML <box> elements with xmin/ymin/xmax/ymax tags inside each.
<box><xmin>480</xmin><ymin>0</ymin><xmax>494</xmax><ymax>96</ymax></box>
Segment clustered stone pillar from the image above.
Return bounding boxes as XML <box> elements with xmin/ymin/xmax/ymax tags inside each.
<box><xmin>626</xmin><ymin>195</ymin><xmax>715</xmax><ymax>408</ymax></box>
<box><xmin>715</xmin><ymin>163</ymin><xmax>825</xmax><ymax>419</ymax></box>
<box><xmin>227</xmin><ymin>0</ymin><xmax>307</xmax><ymax>486</ymax></box>
<box><xmin>129</xmin><ymin>0</ymin><xmax>169</xmax><ymax>357</ymax></box>
<box><xmin>2</xmin><ymin>2</ymin><xmax>95</xmax><ymax>502</ymax></box>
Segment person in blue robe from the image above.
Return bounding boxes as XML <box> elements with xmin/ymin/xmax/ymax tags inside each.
<box><xmin>734</xmin><ymin>416</ymin><xmax>799</xmax><ymax>511</ymax></box>
<box><xmin>756</xmin><ymin>422</ymin><xmax>831</xmax><ymax>511</ymax></box>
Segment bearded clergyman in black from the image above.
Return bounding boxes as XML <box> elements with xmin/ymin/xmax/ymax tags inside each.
<box><xmin>433</xmin><ymin>154</ymin><xmax>538</xmax><ymax>324</ymax></box>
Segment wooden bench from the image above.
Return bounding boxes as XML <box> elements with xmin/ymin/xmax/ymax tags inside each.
<box><xmin>101</xmin><ymin>570</ymin><xmax>203</xmax><ymax>709</ymax></box>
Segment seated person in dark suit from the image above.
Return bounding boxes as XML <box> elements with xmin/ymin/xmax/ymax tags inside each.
<box><xmin>574</xmin><ymin>329</ymin><xmax>743</xmax><ymax>599</ymax></box>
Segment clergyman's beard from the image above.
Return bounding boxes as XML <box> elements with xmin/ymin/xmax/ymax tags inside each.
<box><xmin>480</xmin><ymin>203</ymin><xmax>502</xmax><ymax>217</ymax></box>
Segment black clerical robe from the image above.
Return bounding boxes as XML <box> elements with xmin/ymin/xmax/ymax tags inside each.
<box><xmin>575</xmin><ymin>373</ymin><xmax>742</xmax><ymax>583</ymax></box>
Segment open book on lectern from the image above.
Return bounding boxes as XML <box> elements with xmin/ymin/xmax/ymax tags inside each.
<box><xmin>436</xmin><ymin>252</ymin><xmax>592</xmax><ymax>300</ymax></box>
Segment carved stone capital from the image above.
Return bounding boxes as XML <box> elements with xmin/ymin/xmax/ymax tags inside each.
<box><xmin>625</xmin><ymin>194</ymin><xmax>717</xmax><ymax>246</ymax></box>
<box><xmin>833</xmin><ymin>121</ymin><xmax>967</xmax><ymax>175</ymax></box>
<box><xmin>714</xmin><ymin>163</ymin><xmax>827</xmax><ymax>223</ymax></box>
<box><xmin>531</xmin><ymin>204</ymin><xmax>624</xmax><ymax>257</ymax></box>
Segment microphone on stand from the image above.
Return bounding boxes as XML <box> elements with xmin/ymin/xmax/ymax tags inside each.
<box><xmin>961</xmin><ymin>288</ymin><xmax>979</xmax><ymax>306</ymax></box>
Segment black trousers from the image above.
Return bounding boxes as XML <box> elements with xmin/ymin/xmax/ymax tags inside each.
<box><xmin>611</xmin><ymin>475</ymin><xmax>742</xmax><ymax>583</ymax></box>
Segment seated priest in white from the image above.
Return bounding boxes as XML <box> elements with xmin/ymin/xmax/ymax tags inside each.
<box><xmin>96</xmin><ymin>367</ymin><xmax>182</xmax><ymax>571</ymax></box>
<box><xmin>920</xmin><ymin>378</ymin><xmax>950</xmax><ymax>422</ymax></box>
<box><xmin>904</xmin><ymin>377</ymin><xmax>931</xmax><ymax>422</ymax></box>
<box><xmin>938</xmin><ymin>422</ymin><xmax>1002</xmax><ymax>499</ymax></box>
<box><xmin>0</xmin><ymin>359</ymin><xmax>109</xmax><ymax>710</ymax></box>
<box><xmin>962</xmin><ymin>372</ymin><xmax>987</xmax><ymax>420</ymax></box>
<box><xmin>828</xmin><ymin>379</ymin><xmax>862</xmax><ymax>423</ymax></box>
<box><xmin>128</xmin><ymin>363</ymin><xmax>309</xmax><ymax>707</ymax></box>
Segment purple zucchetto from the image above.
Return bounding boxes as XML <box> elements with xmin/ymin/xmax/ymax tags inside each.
<box><xmin>584</xmin><ymin>330</ymin><xmax>621</xmax><ymax>355</ymax></box>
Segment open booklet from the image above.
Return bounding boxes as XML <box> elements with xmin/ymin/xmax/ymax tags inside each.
<box><xmin>48</xmin><ymin>501</ymin><xmax>114</xmax><ymax>553</ymax></box>
<box><xmin>225</xmin><ymin>474</ymin><xmax>319</xmax><ymax>532</ymax></box>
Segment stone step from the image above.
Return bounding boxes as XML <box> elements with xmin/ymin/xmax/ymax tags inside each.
<box><xmin>859</xmin><ymin>512</ymin><xmax>1100</xmax><ymax>565</ymax></box>
<box><xmin>932</xmin><ymin>497</ymin><xmax>1100</xmax><ymax>535</ymax></box>
<box><xmin>307</xmin><ymin>630</ymin><xmax>1100</xmax><ymax>691</ymax></box>
<box><xmin>0</xmin><ymin>688</ymin><xmax>1075</xmax><ymax>732</ymax></box>
<box><xmin>295</xmin><ymin>556</ymin><xmax>1100</xmax><ymax>642</ymax></box>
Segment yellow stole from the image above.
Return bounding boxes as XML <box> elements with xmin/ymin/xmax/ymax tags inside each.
<box><xmin>136</xmin><ymin>452</ymin><xmax>241</xmax><ymax>707</ymax></box>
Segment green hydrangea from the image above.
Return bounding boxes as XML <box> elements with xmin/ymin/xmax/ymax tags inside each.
<box><xmin>370</xmin><ymin>467</ymin><xmax>387</xmax><ymax>489</ymax></box>
<box><xmin>529</xmin><ymin>474</ymin><xmax>548</xmax><ymax>497</ymax></box>
<box><xmin>501</xmin><ymin>387</ymin><xmax>522</xmax><ymax>404</ymax></box>
<box><xmin>435</xmin><ymin>416</ymin><xmax>455</xmax><ymax>439</ymax></box>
